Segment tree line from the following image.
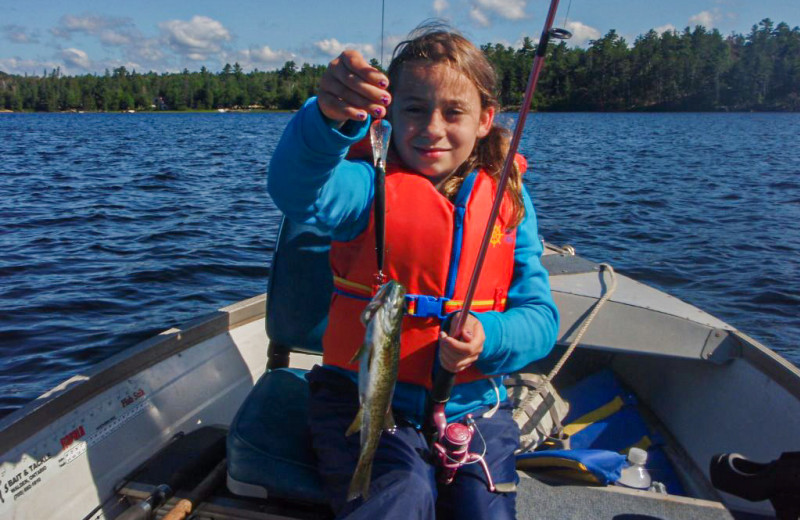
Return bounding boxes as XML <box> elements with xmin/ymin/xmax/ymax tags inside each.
<box><xmin>0</xmin><ymin>19</ymin><xmax>797</xmax><ymax>112</ymax></box>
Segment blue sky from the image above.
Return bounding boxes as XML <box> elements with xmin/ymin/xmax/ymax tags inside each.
<box><xmin>1</xmin><ymin>0</ymin><xmax>798</xmax><ymax>75</ymax></box>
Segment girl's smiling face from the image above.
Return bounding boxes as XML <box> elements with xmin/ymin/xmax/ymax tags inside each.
<box><xmin>390</xmin><ymin>62</ymin><xmax>494</xmax><ymax>183</ymax></box>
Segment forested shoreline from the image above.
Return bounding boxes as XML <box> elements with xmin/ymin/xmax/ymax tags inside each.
<box><xmin>1</xmin><ymin>19</ymin><xmax>797</xmax><ymax>113</ymax></box>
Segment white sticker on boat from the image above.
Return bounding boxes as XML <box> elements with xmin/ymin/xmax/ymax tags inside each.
<box><xmin>0</xmin><ymin>380</ymin><xmax>151</xmax><ymax>514</ymax></box>
<box><xmin>57</xmin><ymin>399</ymin><xmax>149</xmax><ymax>466</ymax></box>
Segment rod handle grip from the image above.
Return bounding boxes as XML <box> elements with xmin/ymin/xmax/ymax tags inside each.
<box><xmin>432</xmin><ymin>369</ymin><xmax>456</xmax><ymax>404</ymax></box>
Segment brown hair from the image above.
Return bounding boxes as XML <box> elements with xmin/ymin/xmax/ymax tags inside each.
<box><xmin>387</xmin><ymin>22</ymin><xmax>525</xmax><ymax>227</ymax></box>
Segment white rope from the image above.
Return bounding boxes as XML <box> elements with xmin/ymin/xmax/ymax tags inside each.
<box><xmin>546</xmin><ymin>262</ymin><xmax>618</xmax><ymax>383</ymax></box>
<box><xmin>508</xmin><ymin>262</ymin><xmax>617</xmax><ymax>443</ymax></box>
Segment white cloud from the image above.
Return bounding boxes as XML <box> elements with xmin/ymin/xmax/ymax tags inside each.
<box><xmin>250</xmin><ymin>46</ymin><xmax>292</xmax><ymax>63</ymax></box>
<box><xmin>0</xmin><ymin>57</ymin><xmax>61</xmax><ymax>75</ymax></box>
<box><xmin>232</xmin><ymin>46</ymin><xmax>296</xmax><ymax>69</ymax></box>
<box><xmin>159</xmin><ymin>15</ymin><xmax>232</xmax><ymax>61</ymax></box>
<box><xmin>382</xmin><ymin>34</ymin><xmax>404</xmax><ymax>58</ymax></box>
<box><xmin>470</xmin><ymin>0</ymin><xmax>526</xmax><ymax>26</ymax></box>
<box><xmin>470</xmin><ymin>7</ymin><xmax>491</xmax><ymax>27</ymax></box>
<box><xmin>433</xmin><ymin>0</ymin><xmax>449</xmax><ymax>15</ymax></box>
<box><xmin>565</xmin><ymin>21</ymin><xmax>601</xmax><ymax>47</ymax></box>
<box><xmin>2</xmin><ymin>24</ymin><xmax>40</xmax><ymax>44</ymax></box>
<box><xmin>51</xmin><ymin>14</ymin><xmax>141</xmax><ymax>50</ymax></box>
<box><xmin>313</xmin><ymin>38</ymin><xmax>376</xmax><ymax>59</ymax></box>
<box><xmin>125</xmin><ymin>39</ymin><xmax>166</xmax><ymax>67</ymax></box>
<box><xmin>60</xmin><ymin>48</ymin><xmax>91</xmax><ymax>70</ymax></box>
<box><xmin>52</xmin><ymin>14</ymin><xmax>132</xmax><ymax>39</ymax></box>
<box><xmin>654</xmin><ymin>24</ymin><xmax>677</xmax><ymax>35</ymax></box>
<box><xmin>689</xmin><ymin>10</ymin><xmax>719</xmax><ymax>29</ymax></box>
<box><xmin>98</xmin><ymin>29</ymin><xmax>135</xmax><ymax>47</ymax></box>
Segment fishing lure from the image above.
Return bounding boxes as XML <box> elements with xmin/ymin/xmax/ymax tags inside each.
<box><xmin>370</xmin><ymin>118</ymin><xmax>392</xmax><ymax>286</ymax></box>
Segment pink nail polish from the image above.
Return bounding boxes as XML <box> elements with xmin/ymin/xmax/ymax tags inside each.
<box><xmin>374</xmin><ymin>108</ymin><xmax>383</xmax><ymax>117</ymax></box>
<box><xmin>357</xmin><ymin>112</ymin><xmax>367</xmax><ymax>120</ymax></box>
<box><xmin>381</xmin><ymin>96</ymin><xmax>390</xmax><ymax>105</ymax></box>
<box><xmin>379</xmin><ymin>80</ymin><xmax>388</xmax><ymax>88</ymax></box>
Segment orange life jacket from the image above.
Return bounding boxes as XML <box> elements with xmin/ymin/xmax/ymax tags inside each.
<box><xmin>323</xmin><ymin>157</ymin><xmax>526</xmax><ymax>389</ymax></box>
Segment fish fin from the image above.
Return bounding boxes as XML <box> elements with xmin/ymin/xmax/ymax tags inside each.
<box><xmin>347</xmin><ymin>455</ymin><xmax>373</xmax><ymax>502</ymax></box>
<box><xmin>348</xmin><ymin>342</ymin><xmax>369</xmax><ymax>365</ymax></box>
<box><xmin>345</xmin><ymin>408</ymin><xmax>363</xmax><ymax>437</ymax></box>
<box><xmin>383</xmin><ymin>409</ymin><xmax>396</xmax><ymax>431</ymax></box>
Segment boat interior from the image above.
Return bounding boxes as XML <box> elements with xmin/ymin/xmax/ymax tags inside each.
<box><xmin>1</xmin><ymin>218</ymin><xmax>798</xmax><ymax>519</ymax></box>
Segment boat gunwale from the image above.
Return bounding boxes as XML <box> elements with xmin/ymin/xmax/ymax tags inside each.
<box><xmin>0</xmin><ymin>294</ymin><xmax>267</xmax><ymax>454</ymax></box>
<box><xmin>2</xmin><ymin>284</ymin><xmax>798</xmax><ymax>455</ymax></box>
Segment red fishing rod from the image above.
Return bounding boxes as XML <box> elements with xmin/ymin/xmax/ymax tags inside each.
<box><xmin>429</xmin><ymin>0</ymin><xmax>572</xmax><ymax>489</ymax></box>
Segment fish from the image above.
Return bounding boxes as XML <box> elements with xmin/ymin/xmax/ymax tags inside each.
<box><xmin>345</xmin><ymin>279</ymin><xmax>407</xmax><ymax>502</ymax></box>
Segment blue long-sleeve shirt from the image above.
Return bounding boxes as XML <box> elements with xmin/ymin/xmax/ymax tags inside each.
<box><xmin>268</xmin><ymin>97</ymin><xmax>559</xmax><ymax>423</ymax></box>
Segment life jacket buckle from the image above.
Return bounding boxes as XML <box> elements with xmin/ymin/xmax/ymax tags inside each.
<box><xmin>405</xmin><ymin>295</ymin><xmax>451</xmax><ymax>319</ymax></box>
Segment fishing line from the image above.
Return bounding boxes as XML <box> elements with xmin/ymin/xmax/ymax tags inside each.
<box><xmin>380</xmin><ymin>0</ymin><xmax>386</xmax><ymax>68</ymax></box>
<box><xmin>480</xmin><ymin>378</ymin><xmax>501</xmax><ymax>419</ymax></box>
<box><xmin>561</xmin><ymin>0</ymin><xmax>573</xmax><ymax>31</ymax></box>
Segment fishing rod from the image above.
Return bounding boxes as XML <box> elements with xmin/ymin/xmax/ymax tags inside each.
<box><xmin>372</xmin><ymin>0</ymin><xmax>390</xmax><ymax>287</ymax></box>
<box><xmin>429</xmin><ymin>0</ymin><xmax>572</xmax><ymax>485</ymax></box>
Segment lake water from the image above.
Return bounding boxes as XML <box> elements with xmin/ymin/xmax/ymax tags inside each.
<box><xmin>1</xmin><ymin>112</ymin><xmax>798</xmax><ymax>418</ymax></box>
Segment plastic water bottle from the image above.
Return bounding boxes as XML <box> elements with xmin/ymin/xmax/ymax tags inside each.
<box><xmin>616</xmin><ymin>447</ymin><xmax>652</xmax><ymax>490</ymax></box>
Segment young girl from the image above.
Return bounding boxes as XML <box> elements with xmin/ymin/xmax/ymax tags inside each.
<box><xmin>268</xmin><ymin>24</ymin><xmax>558</xmax><ymax>520</ymax></box>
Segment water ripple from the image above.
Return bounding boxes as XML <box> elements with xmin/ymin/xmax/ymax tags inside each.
<box><xmin>0</xmin><ymin>111</ymin><xmax>798</xmax><ymax>419</ymax></box>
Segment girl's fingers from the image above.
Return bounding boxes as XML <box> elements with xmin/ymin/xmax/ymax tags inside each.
<box><xmin>439</xmin><ymin>332</ymin><xmax>481</xmax><ymax>372</ymax></box>
<box><xmin>318</xmin><ymin>50</ymin><xmax>390</xmax><ymax>122</ymax></box>
<box><xmin>319</xmin><ymin>50</ymin><xmax>389</xmax><ymax>121</ymax></box>
<box><xmin>339</xmin><ymin>49</ymin><xmax>389</xmax><ymax>90</ymax></box>
<box><xmin>448</xmin><ymin>312</ymin><xmax>482</xmax><ymax>341</ymax></box>
<box><xmin>329</xmin><ymin>71</ymin><xmax>389</xmax><ymax>120</ymax></box>
<box><xmin>332</xmin><ymin>64</ymin><xmax>390</xmax><ymax>107</ymax></box>
<box><xmin>321</xmin><ymin>75</ymin><xmax>387</xmax><ymax>119</ymax></box>
<box><xmin>317</xmin><ymin>91</ymin><xmax>368</xmax><ymax>122</ymax></box>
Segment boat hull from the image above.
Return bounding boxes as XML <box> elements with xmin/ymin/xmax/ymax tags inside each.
<box><xmin>1</xmin><ymin>254</ymin><xmax>798</xmax><ymax>518</ymax></box>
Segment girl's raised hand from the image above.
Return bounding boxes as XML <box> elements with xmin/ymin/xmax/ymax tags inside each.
<box><xmin>318</xmin><ymin>50</ymin><xmax>391</xmax><ymax>124</ymax></box>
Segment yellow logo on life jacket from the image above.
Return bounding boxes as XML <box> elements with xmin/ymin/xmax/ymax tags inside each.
<box><xmin>490</xmin><ymin>224</ymin><xmax>503</xmax><ymax>247</ymax></box>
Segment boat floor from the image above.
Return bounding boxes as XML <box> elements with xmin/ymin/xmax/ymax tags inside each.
<box><xmin>118</xmin><ymin>467</ymin><xmax>741</xmax><ymax>520</ymax></box>
<box><xmin>112</xmin><ymin>349</ymin><xmax>775</xmax><ymax>520</ymax></box>
<box><xmin>114</xmin><ymin>423</ymin><xmax>748</xmax><ymax>520</ymax></box>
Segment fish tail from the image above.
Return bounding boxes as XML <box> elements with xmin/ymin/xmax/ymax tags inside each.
<box><xmin>347</xmin><ymin>455</ymin><xmax>373</xmax><ymax>502</ymax></box>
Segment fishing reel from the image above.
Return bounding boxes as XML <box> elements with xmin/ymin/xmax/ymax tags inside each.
<box><xmin>431</xmin><ymin>412</ymin><xmax>498</xmax><ymax>492</ymax></box>
<box><xmin>429</xmin><ymin>371</ymin><xmax>502</xmax><ymax>493</ymax></box>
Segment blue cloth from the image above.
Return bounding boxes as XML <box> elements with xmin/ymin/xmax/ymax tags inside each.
<box><xmin>267</xmin><ymin>97</ymin><xmax>559</xmax><ymax>423</ymax></box>
<box><xmin>516</xmin><ymin>449</ymin><xmax>627</xmax><ymax>485</ymax></box>
<box><xmin>307</xmin><ymin>366</ymin><xmax>519</xmax><ymax>520</ymax></box>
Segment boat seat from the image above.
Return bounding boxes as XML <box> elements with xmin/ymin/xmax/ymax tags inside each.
<box><xmin>227</xmin><ymin>218</ymin><xmax>332</xmax><ymax>505</ymax></box>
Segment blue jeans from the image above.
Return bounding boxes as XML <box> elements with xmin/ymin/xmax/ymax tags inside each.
<box><xmin>307</xmin><ymin>366</ymin><xmax>519</xmax><ymax>519</ymax></box>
